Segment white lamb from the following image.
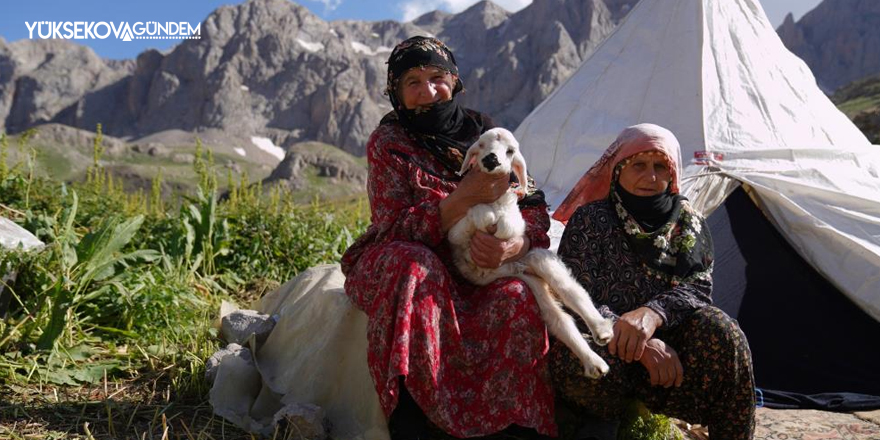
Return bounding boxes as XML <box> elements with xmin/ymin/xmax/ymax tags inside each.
<box><xmin>448</xmin><ymin>128</ymin><xmax>614</xmax><ymax>378</ymax></box>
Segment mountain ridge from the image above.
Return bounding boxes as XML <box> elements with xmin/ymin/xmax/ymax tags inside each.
<box><xmin>0</xmin><ymin>0</ymin><xmax>638</xmax><ymax>157</ymax></box>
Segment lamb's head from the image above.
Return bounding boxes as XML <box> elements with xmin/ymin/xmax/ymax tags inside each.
<box><xmin>458</xmin><ymin>128</ymin><xmax>528</xmax><ymax>196</ymax></box>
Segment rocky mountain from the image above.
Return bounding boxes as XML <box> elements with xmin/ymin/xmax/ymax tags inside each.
<box><xmin>777</xmin><ymin>0</ymin><xmax>880</xmax><ymax>93</ymax></box>
<box><xmin>0</xmin><ymin>0</ymin><xmax>637</xmax><ymax>157</ymax></box>
<box><xmin>0</xmin><ymin>38</ymin><xmax>134</xmax><ymax>136</ymax></box>
<box><xmin>262</xmin><ymin>141</ymin><xmax>367</xmax><ymax>203</ymax></box>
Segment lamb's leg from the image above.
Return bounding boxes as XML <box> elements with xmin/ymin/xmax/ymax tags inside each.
<box><xmin>518</xmin><ymin>274</ymin><xmax>609</xmax><ymax>379</ymax></box>
<box><xmin>522</xmin><ymin>249</ymin><xmax>614</xmax><ymax>345</ymax></box>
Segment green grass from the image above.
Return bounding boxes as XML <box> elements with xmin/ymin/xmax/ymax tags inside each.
<box><xmin>1</xmin><ymin>127</ymin><xmax>275</xmax><ymax>199</ymax></box>
<box><xmin>837</xmin><ymin>95</ymin><xmax>880</xmax><ymax>118</ymax></box>
<box><xmin>833</xmin><ymin>74</ymin><xmax>880</xmax><ymax>117</ymax></box>
<box><xmin>0</xmin><ymin>132</ymin><xmax>368</xmax><ymax>438</ymax></box>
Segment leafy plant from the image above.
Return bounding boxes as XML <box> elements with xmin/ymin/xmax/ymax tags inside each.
<box><xmin>34</xmin><ymin>192</ymin><xmax>161</xmax><ymax>350</ymax></box>
<box><xmin>1</xmin><ymin>131</ymin><xmax>8</xmax><ymax>180</ymax></box>
<box><xmin>618</xmin><ymin>401</ymin><xmax>683</xmax><ymax>440</ymax></box>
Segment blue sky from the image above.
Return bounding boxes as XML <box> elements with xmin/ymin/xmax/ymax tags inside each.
<box><xmin>0</xmin><ymin>0</ymin><xmax>823</xmax><ymax>60</ymax></box>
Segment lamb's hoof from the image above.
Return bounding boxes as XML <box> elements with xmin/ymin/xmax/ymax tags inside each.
<box><xmin>583</xmin><ymin>359</ymin><xmax>610</xmax><ymax>379</ymax></box>
<box><xmin>591</xmin><ymin>319</ymin><xmax>614</xmax><ymax>346</ymax></box>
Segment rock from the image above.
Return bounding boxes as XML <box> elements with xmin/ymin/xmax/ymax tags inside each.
<box><xmin>273</xmin><ymin>403</ymin><xmax>330</xmax><ymax>440</ymax></box>
<box><xmin>28</xmin><ymin>123</ymin><xmax>126</xmax><ymax>156</ymax></box>
<box><xmin>261</xmin><ymin>141</ymin><xmax>367</xmax><ymax>200</ymax></box>
<box><xmin>171</xmin><ymin>153</ymin><xmax>195</xmax><ymax>164</ymax></box>
<box><xmin>132</xmin><ymin>142</ymin><xmax>169</xmax><ymax>157</ymax></box>
<box><xmin>205</xmin><ymin>342</ymin><xmax>252</xmax><ymax>384</ymax></box>
<box><xmin>224</xmin><ymin>159</ymin><xmax>242</xmax><ymax>173</ymax></box>
<box><xmin>0</xmin><ymin>39</ymin><xmax>133</xmax><ymax>134</ymax></box>
<box><xmin>220</xmin><ymin>309</ymin><xmax>276</xmax><ymax>345</ymax></box>
<box><xmin>777</xmin><ymin>0</ymin><xmax>880</xmax><ymax>92</ymax></box>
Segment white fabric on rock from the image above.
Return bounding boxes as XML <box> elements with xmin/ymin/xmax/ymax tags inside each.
<box><xmin>209</xmin><ymin>264</ymin><xmax>389</xmax><ymax>439</ymax></box>
<box><xmin>1</xmin><ymin>217</ymin><xmax>44</xmax><ymax>251</ymax></box>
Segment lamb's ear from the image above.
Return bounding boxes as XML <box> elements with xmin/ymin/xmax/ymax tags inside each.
<box><xmin>458</xmin><ymin>142</ymin><xmax>480</xmax><ymax>176</ymax></box>
<box><xmin>512</xmin><ymin>151</ymin><xmax>528</xmax><ymax>198</ymax></box>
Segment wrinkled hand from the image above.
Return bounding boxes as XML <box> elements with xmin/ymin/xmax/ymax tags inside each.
<box><xmin>639</xmin><ymin>338</ymin><xmax>684</xmax><ymax>388</ymax></box>
<box><xmin>470</xmin><ymin>226</ymin><xmax>529</xmax><ymax>268</ymax></box>
<box><xmin>609</xmin><ymin>307</ymin><xmax>664</xmax><ymax>363</ymax></box>
<box><xmin>455</xmin><ymin>169</ymin><xmax>510</xmax><ymax>206</ymax></box>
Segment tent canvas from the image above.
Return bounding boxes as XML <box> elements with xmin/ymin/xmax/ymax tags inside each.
<box><xmin>708</xmin><ymin>187</ymin><xmax>880</xmax><ymax>407</ymax></box>
<box><xmin>515</xmin><ymin>0</ymin><xmax>880</xmax><ymax>406</ymax></box>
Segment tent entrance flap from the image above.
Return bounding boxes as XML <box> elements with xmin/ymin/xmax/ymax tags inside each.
<box><xmin>708</xmin><ymin>187</ymin><xmax>880</xmax><ymax>408</ymax></box>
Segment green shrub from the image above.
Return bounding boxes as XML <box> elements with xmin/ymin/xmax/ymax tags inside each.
<box><xmin>0</xmin><ymin>131</ymin><xmax>368</xmax><ymax>391</ymax></box>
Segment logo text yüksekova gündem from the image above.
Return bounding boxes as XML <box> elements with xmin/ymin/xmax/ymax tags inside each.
<box><xmin>25</xmin><ymin>21</ymin><xmax>201</xmax><ymax>42</ymax></box>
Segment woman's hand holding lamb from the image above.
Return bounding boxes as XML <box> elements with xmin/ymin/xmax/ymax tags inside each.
<box><xmin>440</xmin><ymin>170</ymin><xmax>510</xmax><ymax>231</ymax></box>
<box><xmin>457</xmin><ymin>169</ymin><xmax>510</xmax><ymax>205</ymax></box>
<box><xmin>470</xmin><ymin>229</ymin><xmax>530</xmax><ymax>268</ymax></box>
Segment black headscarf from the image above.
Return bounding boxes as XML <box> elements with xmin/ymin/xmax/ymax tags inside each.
<box><xmin>615</xmin><ymin>185</ymin><xmax>682</xmax><ymax>232</ymax></box>
<box><xmin>380</xmin><ymin>36</ymin><xmax>489</xmax><ymax>173</ymax></box>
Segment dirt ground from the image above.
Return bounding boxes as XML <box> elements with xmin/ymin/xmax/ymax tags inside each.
<box><xmin>677</xmin><ymin>407</ymin><xmax>880</xmax><ymax>440</ymax></box>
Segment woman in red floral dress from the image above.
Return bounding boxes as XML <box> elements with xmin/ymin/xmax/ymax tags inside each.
<box><xmin>341</xmin><ymin>36</ymin><xmax>557</xmax><ymax>439</ymax></box>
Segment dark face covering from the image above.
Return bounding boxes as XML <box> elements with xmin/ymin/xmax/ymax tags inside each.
<box><xmin>615</xmin><ymin>185</ymin><xmax>680</xmax><ymax>232</ymax></box>
<box><xmin>380</xmin><ymin>36</ymin><xmax>488</xmax><ymax>173</ymax></box>
<box><xmin>396</xmin><ymin>99</ymin><xmax>466</xmax><ymax>137</ymax></box>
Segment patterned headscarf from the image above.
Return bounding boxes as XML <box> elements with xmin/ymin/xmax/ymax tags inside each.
<box><xmin>553</xmin><ymin>124</ymin><xmax>682</xmax><ymax>223</ymax></box>
<box><xmin>380</xmin><ymin>36</ymin><xmax>486</xmax><ymax>173</ymax></box>
<box><xmin>558</xmin><ymin>124</ymin><xmax>711</xmax><ymax>285</ymax></box>
<box><xmin>385</xmin><ymin>36</ymin><xmax>463</xmax><ymax>99</ymax></box>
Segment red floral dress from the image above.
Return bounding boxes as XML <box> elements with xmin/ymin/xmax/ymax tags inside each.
<box><xmin>341</xmin><ymin>122</ymin><xmax>557</xmax><ymax>438</ymax></box>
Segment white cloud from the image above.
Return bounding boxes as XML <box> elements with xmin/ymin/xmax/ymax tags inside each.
<box><xmin>305</xmin><ymin>0</ymin><xmax>343</xmax><ymax>13</ymax></box>
<box><xmin>400</xmin><ymin>0</ymin><xmax>532</xmax><ymax>22</ymax></box>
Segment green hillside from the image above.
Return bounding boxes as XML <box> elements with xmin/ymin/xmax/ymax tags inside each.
<box><xmin>832</xmin><ymin>74</ymin><xmax>880</xmax><ymax>144</ymax></box>
<box><xmin>263</xmin><ymin>141</ymin><xmax>368</xmax><ymax>204</ymax></box>
<box><xmin>1</xmin><ymin>124</ymin><xmax>275</xmax><ymax>198</ymax></box>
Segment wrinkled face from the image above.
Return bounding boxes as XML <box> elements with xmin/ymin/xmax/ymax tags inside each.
<box><xmin>397</xmin><ymin>66</ymin><xmax>456</xmax><ymax>111</ymax></box>
<box><xmin>459</xmin><ymin>128</ymin><xmax>528</xmax><ymax>195</ymax></box>
<box><xmin>617</xmin><ymin>151</ymin><xmax>672</xmax><ymax>196</ymax></box>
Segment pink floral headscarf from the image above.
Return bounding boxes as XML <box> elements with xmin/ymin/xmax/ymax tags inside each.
<box><xmin>553</xmin><ymin>123</ymin><xmax>683</xmax><ymax>223</ymax></box>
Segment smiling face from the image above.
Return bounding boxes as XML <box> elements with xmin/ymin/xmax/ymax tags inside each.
<box><xmin>397</xmin><ymin>66</ymin><xmax>456</xmax><ymax>111</ymax></box>
<box><xmin>617</xmin><ymin>151</ymin><xmax>672</xmax><ymax>196</ymax></box>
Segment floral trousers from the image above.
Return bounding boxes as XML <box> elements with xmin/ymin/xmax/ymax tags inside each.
<box><xmin>549</xmin><ymin>306</ymin><xmax>756</xmax><ymax>440</ymax></box>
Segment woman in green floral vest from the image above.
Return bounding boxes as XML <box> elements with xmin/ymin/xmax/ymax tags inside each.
<box><xmin>550</xmin><ymin>124</ymin><xmax>756</xmax><ymax>440</ymax></box>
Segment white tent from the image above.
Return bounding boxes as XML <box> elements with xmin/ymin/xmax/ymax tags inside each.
<box><xmin>515</xmin><ymin>0</ymin><xmax>880</xmax><ymax>323</ymax></box>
